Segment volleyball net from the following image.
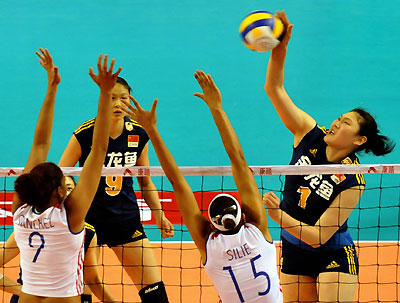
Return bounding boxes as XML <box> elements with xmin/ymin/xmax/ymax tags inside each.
<box><xmin>1</xmin><ymin>164</ymin><xmax>399</xmax><ymax>302</ymax></box>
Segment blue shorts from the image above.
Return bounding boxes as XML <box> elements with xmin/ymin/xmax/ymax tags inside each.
<box><xmin>87</xmin><ymin>212</ymin><xmax>147</xmax><ymax>247</ymax></box>
<box><xmin>281</xmin><ymin>237</ymin><xmax>359</xmax><ymax>277</ymax></box>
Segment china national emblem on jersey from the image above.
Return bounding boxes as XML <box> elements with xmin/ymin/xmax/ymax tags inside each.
<box><xmin>128</xmin><ymin>135</ymin><xmax>139</xmax><ymax>147</ymax></box>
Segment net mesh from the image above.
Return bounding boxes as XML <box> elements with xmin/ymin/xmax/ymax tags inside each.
<box><xmin>1</xmin><ymin>164</ymin><xmax>399</xmax><ymax>302</ymax></box>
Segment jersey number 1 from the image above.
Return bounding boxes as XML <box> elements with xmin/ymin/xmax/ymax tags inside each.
<box><xmin>297</xmin><ymin>186</ymin><xmax>311</xmax><ymax>209</ymax></box>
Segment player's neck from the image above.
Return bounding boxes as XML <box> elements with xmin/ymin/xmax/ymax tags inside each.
<box><xmin>325</xmin><ymin>145</ymin><xmax>353</xmax><ymax>163</ymax></box>
<box><xmin>110</xmin><ymin>118</ymin><xmax>124</xmax><ymax>139</ymax></box>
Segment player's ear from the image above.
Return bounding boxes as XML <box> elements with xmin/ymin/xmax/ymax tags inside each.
<box><xmin>56</xmin><ymin>185</ymin><xmax>66</xmax><ymax>201</ymax></box>
<box><xmin>354</xmin><ymin>135</ymin><xmax>367</xmax><ymax>146</ymax></box>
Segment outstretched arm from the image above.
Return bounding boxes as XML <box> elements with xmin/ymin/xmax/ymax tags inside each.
<box><xmin>264</xmin><ymin>11</ymin><xmax>315</xmax><ymax>145</ymax></box>
<box><xmin>263</xmin><ymin>186</ymin><xmax>363</xmax><ymax>247</ymax></box>
<box><xmin>12</xmin><ymin>48</ymin><xmax>61</xmax><ymax>213</ymax></box>
<box><xmin>136</xmin><ymin>146</ymin><xmax>175</xmax><ymax>239</ymax></box>
<box><xmin>122</xmin><ymin>97</ymin><xmax>211</xmax><ymax>259</ymax></box>
<box><xmin>66</xmin><ymin>55</ymin><xmax>121</xmax><ymax>232</ymax></box>
<box><xmin>193</xmin><ymin>70</ymin><xmax>271</xmax><ymax>240</ymax></box>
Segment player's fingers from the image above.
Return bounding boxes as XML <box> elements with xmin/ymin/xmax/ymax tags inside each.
<box><xmin>282</xmin><ymin>11</ymin><xmax>291</xmax><ymax>25</ymax></box>
<box><xmin>120</xmin><ymin>101</ymin><xmax>135</xmax><ymax>117</ymax></box>
<box><xmin>35</xmin><ymin>51</ymin><xmax>45</xmax><ymax>62</ymax></box>
<box><xmin>88</xmin><ymin>67</ymin><xmax>98</xmax><ymax>82</ymax></box>
<box><xmin>150</xmin><ymin>98</ymin><xmax>158</xmax><ymax>114</ymax></box>
<box><xmin>207</xmin><ymin>74</ymin><xmax>218</xmax><ymax>88</ymax></box>
<box><xmin>198</xmin><ymin>70</ymin><xmax>208</xmax><ymax>82</ymax></box>
<box><xmin>195</xmin><ymin>70</ymin><xmax>207</xmax><ymax>83</ymax></box>
<box><xmin>122</xmin><ymin>98</ymin><xmax>135</xmax><ymax>111</ymax></box>
<box><xmin>97</xmin><ymin>54</ymin><xmax>103</xmax><ymax>72</ymax></box>
<box><xmin>44</xmin><ymin>48</ymin><xmax>53</xmax><ymax>62</ymax></box>
<box><xmin>193</xmin><ymin>92</ymin><xmax>205</xmax><ymax>100</ymax></box>
<box><xmin>108</xmin><ymin>58</ymin><xmax>115</xmax><ymax>73</ymax></box>
<box><xmin>112</xmin><ymin>67</ymin><xmax>122</xmax><ymax>78</ymax></box>
<box><xmin>129</xmin><ymin>95</ymin><xmax>143</xmax><ymax>110</ymax></box>
<box><xmin>103</xmin><ymin>54</ymin><xmax>109</xmax><ymax>72</ymax></box>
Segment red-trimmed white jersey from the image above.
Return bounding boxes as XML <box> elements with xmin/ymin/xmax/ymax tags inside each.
<box><xmin>13</xmin><ymin>203</ymin><xmax>84</xmax><ymax>297</ymax></box>
<box><xmin>204</xmin><ymin>223</ymin><xmax>282</xmax><ymax>303</ymax></box>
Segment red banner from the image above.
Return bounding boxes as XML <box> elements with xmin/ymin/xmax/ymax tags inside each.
<box><xmin>1</xmin><ymin>191</ymin><xmax>240</xmax><ymax>225</ymax></box>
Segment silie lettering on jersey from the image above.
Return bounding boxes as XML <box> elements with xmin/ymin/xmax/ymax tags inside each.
<box><xmin>226</xmin><ymin>243</ymin><xmax>251</xmax><ymax>261</ymax></box>
<box><xmin>16</xmin><ymin>215</ymin><xmax>54</xmax><ymax>230</ymax></box>
<box><xmin>295</xmin><ymin>155</ymin><xmax>334</xmax><ymax>201</ymax></box>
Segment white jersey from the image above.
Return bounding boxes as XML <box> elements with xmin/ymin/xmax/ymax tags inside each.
<box><xmin>13</xmin><ymin>202</ymin><xmax>84</xmax><ymax>297</ymax></box>
<box><xmin>204</xmin><ymin>223</ymin><xmax>282</xmax><ymax>303</ymax></box>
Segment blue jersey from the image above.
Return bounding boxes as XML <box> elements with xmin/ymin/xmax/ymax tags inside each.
<box><xmin>74</xmin><ymin>116</ymin><xmax>149</xmax><ymax>223</ymax></box>
<box><xmin>281</xmin><ymin>125</ymin><xmax>365</xmax><ymax>251</ymax></box>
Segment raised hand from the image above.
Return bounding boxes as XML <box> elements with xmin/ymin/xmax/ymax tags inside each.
<box><xmin>121</xmin><ymin>96</ymin><xmax>158</xmax><ymax>131</ymax></box>
<box><xmin>35</xmin><ymin>48</ymin><xmax>60</xmax><ymax>86</ymax></box>
<box><xmin>273</xmin><ymin>11</ymin><xmax>293</xmax><ymax>52</ymax></box>
<box><xmin>193</xmin><ymin>70</ymin><xmax>222</xmax><ymax>110</ymax></box>
<box><xmin>89</xmin><ymin>54</ymin><xmax>122</xmax><ymax>91</ymax></box>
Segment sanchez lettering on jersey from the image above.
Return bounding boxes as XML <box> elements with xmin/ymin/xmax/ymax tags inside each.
<box><xmin>16</xmin><ymin>215</ymin><xmax>54</xmax><ymax>230</ymax></box>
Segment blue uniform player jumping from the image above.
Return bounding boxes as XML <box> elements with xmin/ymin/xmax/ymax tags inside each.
<box><xmin>263</xmin><ymin>11</ymin><xmax>395</xmax><ymax>303</ymax></box>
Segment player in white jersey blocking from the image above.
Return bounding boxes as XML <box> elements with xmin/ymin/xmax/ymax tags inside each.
<box><xmin>121</xmin><ymin>70</ymin><xmax>283</xmax><ymax>303</ymax></box>
<box><xmin>12</xmin><ymin>49</ymin><xmax>120</xmax><ymax>303</ymax></box>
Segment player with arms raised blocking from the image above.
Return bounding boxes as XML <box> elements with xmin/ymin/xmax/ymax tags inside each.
<box><xmin>12</xmin><ymin>49</ymin><xmax>121</xmax><ymax>303</ymax></box>
<box><xmin>122</xmin><ymin>70</ymin><xmax>283</xmax><ymax>303</ymax></box>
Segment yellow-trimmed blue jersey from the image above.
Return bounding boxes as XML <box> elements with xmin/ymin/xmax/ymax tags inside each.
<box><xmin>281</xmin><ymin>124</ymin><xmax>365</xmax><ymax>251</ymax></box>
<box><xmin>73</xmin><ymin>116</ymin><xmax>149</xmax><ymax>221</ymax></box>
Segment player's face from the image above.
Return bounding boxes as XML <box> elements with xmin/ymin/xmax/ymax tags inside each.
<box><xmin>111</xmin><ymin>83</ymin><xmax>130</xmax><ymax>120</ymax></box>
<box><xmin>324</xmin><ymin>111</ymin><xmax>364</xmax><ymax>150</ymax></box>
<box><xmin>64</xmin><ymin>176</ymin><xmax>75</xmax><ymax>196</ymax></box>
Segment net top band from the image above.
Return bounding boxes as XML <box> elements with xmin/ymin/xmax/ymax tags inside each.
<box><xmin>1</xmin><ymin>164</ymin><xmax>399</xmax><ymax>177</ymax></box>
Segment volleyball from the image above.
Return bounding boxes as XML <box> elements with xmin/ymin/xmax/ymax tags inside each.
<box><xmin>239</xmin><ymin>10</ymin><xmax>284</xmax><ymax>52</ymax></box>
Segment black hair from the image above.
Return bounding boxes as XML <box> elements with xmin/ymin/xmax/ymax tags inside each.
<box><xmin>116</xmin><ymin>77</ymin><xmax>131</xmax><ymax>93</ymax></box>
<box><xmin>14</xmin><ymin>162</ymin><xmax>63</xmax><ymax>212</ymax></box>
<box><xmin>351</xmin><ymin>108</ymin><xmax>395</xmax><ymax>156</ymax></box>
<box><xmin>209</xmin><ymin>195</ymin><xmax>239</xmax><ymax>230</ymax></box>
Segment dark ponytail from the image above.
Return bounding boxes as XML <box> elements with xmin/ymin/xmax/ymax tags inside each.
<box><xmin>15</xmin><ymin>162</ymin><xmax>63</xmax><ymax>211</ymax></box>
<box><xmin>352</xmin><ymin>108</ymin><xmax>395</xmax><ymax>156</ymax></box>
